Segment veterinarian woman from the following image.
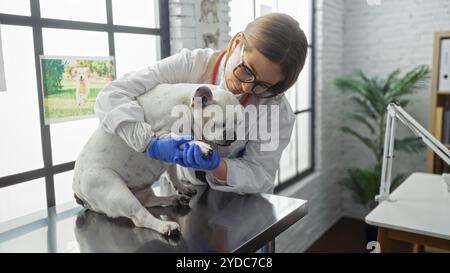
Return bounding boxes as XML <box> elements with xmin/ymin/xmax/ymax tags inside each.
<box><xmin>95</xmin><ymin>13</ymin><xmax>308</xmax><ymax>194</ymax></box>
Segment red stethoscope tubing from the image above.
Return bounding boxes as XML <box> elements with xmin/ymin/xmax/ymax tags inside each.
<box><xmin>211</xmin><ymin>50</ymin><xmax>251</xmax><ymax>108</ymax></box>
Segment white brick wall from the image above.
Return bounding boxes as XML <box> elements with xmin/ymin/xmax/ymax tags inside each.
<box><xmin>278</xmin><ymin>0</ymin><xmax>450</xmax><ymax>251</ymax></box>
<box><xmin>341</xmin><ymin>0</ymin><xmax>450</xmax><ymax>218</ymax></box>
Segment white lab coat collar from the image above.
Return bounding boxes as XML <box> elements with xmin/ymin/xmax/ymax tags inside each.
<box><xmin>217</xmin><ymin>52</ymin><xmax>246</xmax><ymax>101</ymax></box>
<box><xmin>217</xmin><ymin>52</ymin><xmax>227</xmax><ymax>89</ymax></box>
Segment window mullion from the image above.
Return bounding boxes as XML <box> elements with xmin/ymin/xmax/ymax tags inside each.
<box><xmin>30</xmin><ymin>0</ymin><xmax>55</xmax><ymax>208</ymax></box>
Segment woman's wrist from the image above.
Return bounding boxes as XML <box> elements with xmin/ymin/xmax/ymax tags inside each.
<box><xmin>210</xmin><ymin>158</ymin><xmax>227</xmax><ymax>183</ymax></box>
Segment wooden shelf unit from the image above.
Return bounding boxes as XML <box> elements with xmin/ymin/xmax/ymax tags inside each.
<box><xmin>428</xmin><ymin>31</ymin><xmax>450</xmax><ymax>174</ymax></box>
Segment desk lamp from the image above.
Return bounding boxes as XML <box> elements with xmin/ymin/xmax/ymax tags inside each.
<box><xmin>376</xmin><ymin>103</ymin><xmax>450</xmax><ymax>203</ymax></box>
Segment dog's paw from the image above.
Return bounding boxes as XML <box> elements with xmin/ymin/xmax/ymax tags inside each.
<box><xmin>190</xmin><ymin>141</ymin><xmax>213</xmax><ymax>159</ymax></box>
<box><xmin>158</xmin><ymin>221</ymin><xmax>180</xmax><ymax>237</ymax></box>
<box><xmin>175</xmin><ymin>182</ymin><xmax>197</xmax><ymax>197</ymax></box>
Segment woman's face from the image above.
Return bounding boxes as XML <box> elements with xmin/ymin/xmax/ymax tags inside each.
<box><xmin>224</xmin><ymin>34</ymin><xmax>283</xmax><ymax>96</ymax></box>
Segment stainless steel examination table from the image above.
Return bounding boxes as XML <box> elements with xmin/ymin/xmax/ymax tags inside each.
<box><xmin>0</xmin><ymin>184</ymin><xmax>307</xmax><ymax>253</ymax></box>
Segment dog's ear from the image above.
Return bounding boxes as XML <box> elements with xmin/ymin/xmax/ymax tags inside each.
<box><xmin>191</xmin><ymin>86</ymin><xmax>214</xmax><ymax>108</ymax></box>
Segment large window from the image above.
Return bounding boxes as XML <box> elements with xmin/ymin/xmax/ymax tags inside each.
<box><xmin>0</xmin><ymin>0</ymin><xmax>169</xmax><ymax>223</ymax></box>
<box><xmin>229</xmin><ymin>0</ymin><xmax>315</xmax><ymax>191</ymax></box>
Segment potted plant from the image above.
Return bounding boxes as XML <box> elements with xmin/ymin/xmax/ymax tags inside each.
<box><xmin>334</xmin><ymin>65</ymin><xmax>431</xmax><ymax>242</ymax></box>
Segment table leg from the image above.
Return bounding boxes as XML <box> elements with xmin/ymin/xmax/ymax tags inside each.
<box><xmin>378</xmin><ymin>227</ymin><xmax>392</xmax><ymax>253</ymax></box>
<box><xmin>261</xmin><ymin>240</ymin><xmax>275</xmax><ymax>253</ymax></box>
<box><xmin>413</xmin><ymin>244</ymin><xmax>424</xmax><ymax>253</ymax></box>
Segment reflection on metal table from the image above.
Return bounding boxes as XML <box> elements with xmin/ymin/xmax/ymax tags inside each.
<box><xmin>0</xmin><ymin>184</ymin><xmax>307</xmax><ymax>253</ymax></box>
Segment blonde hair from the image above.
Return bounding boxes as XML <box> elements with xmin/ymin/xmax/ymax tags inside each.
<box><xmin>226</xmin><ymin>13</ymin><xmax>308</xmax><ymax>95</ymax></box>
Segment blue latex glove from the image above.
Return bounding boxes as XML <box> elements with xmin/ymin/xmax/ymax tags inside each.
<box><xmin>147</xmin><ymin>135</ymin><xmax>193</xmax><ymax>164</ymax></box>
<box><xmin>175</xmin><ymin>143</ymin><xmax>221</xmax><ymax>170</ymax></box>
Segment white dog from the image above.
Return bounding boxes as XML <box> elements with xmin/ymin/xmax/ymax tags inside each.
<box><xmin>73</xmin><ymin>67</ymin><xmax>90</xmax><ymax>106</ymax></box>
<box><xmin>73</xmin><ymin>84</ymin><xmax>243</xmax><ymax>236</ymax></box>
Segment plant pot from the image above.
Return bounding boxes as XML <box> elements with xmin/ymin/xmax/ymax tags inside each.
<box><xmin>365</xmin><ymin>224</ymin><xmax>378</xmax><ymax>243</ymax></box>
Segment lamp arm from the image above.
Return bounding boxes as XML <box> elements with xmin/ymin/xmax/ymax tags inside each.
<box><xmin>376</xmin><ymin>103</ymin><xmax>450</xmax><ymax>203</ymax></box>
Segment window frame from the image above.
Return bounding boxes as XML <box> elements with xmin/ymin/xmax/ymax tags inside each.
<box><xmin>0</xmin><ymin>0</ymin><xmax>170</xmax><ymax>207</ymax></box>
<box><xmin>272</xmin><ymin>0</ymin><xmax>316</xmax><ymax>193</ymax></box>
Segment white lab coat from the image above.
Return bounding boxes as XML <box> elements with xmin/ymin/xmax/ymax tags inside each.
<box><xmin>94</xmin><ymin>48</ymin><xmax>295</xmax><ymax>194</ymax></box>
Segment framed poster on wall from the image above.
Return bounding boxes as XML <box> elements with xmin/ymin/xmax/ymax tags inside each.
<box><xmin>39</xmin><ymin>55</ymin><xmax>115</xmax><ymax>125</ymax></box>
<box><xmin>195</xmin><ymin>0</ymin><xmax>221</xmax><ymax>49</ymax></box>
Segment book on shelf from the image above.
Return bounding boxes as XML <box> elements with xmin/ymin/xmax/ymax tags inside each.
<box><xmin>444</xmin><ymin>109</ymin><xmax>450</xmax><ymax>144</ymax></box>
<box><xmin>436</xmin><ymin>107</ymin><xmax>444</xmax><ymax>141</ymax></box>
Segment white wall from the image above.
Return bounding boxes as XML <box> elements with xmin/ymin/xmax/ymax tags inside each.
<box><xmin>277</xmin><ymin>0</ymin><xmax>450</xmax><ymax>251</ymax></box>
<box><xmin>341</xmin><ymin>0</ymin><xmax>450</xmax><ymax>218</ymax></box>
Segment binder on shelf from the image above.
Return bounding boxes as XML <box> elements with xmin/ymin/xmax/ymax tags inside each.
<box><xmin>443</xmin><ymin>109</ymin><xmax>450</xmax><ymax>144</ymax></box>
<box><xmin>439</xmin><ymin>38</ymin><xmax>450</xmax><ymax>92</ymax></box>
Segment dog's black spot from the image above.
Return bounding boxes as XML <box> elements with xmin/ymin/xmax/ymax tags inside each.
<box><xmin>165</xmin><ymin>228</ymin><xmax>181</xmax><ymax>238</ymax></box>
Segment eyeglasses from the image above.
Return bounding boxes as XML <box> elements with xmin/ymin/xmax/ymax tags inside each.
<box><xmin>232</xmin><ymin>43</ymin><xmax>280</xmax><ymax>98</ymax></box>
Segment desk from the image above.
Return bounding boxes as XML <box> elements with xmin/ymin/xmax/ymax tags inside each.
<box><xmin>0</xmin><ymin>185</ymin><xmax>307</xmax><ymax>253</ymax></box>
<box><xmin>366</xmin><ymin>172</ymin><xmax>450</xmax><ymax>252</ymax></box>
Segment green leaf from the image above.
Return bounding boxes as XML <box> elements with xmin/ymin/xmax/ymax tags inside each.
<box><xmin>349</xmin><ymin>113</ymin><xmax>376</xmax><ymax>134</ymax></box>
<box><xmin>335</xmin><ymin>78</ymin><xmax>369</xmax><ymax>96</ymax></box>
<box><xmin>341</xmin><ymin>166</ymin><xmax>408</xmax><ymax>211</ymax></box>
<box><xmin>397</xmin><ymin>99</ymin><xmax>410</xmax><ymax>108</ymax></box>
<box><xmin>383</xmin><ymin>69</ymin><xmax>401</xmax><ymax>95</ymax></box>
<box><xmin>341</xmin><ymin>126</ymin><xmax>378</xmax><ymax>159</ymax></box>
<box><xmin>350</xmin><ymin>97</ymin><xmax>378</xmax><ymax>120</ymax></box>
<box><xmin>390</xmin><ymin>174</ymin><xmax>406</xmax><ymax>192</ymax></box>
<box><xmin>387</xmin><ymin>65</ymin><xmax>431</xmax><ymax>102</ymax></box>
<box><xmin>357</xmin><ymin>69</ymin><xmax>371</xmax><ymax>84</ymax></box>
<box><xmin>341</xmin><ymin>167</ymin><xmax>381</xmax><ymax>210</ymax></box>
<box><xmin>395</xmin><ymin>136</ymin><xmax>424</xmax><ymax>153</ymax></box>
<box><xmin>335</xmin><ymin>72</ymin><xmax>386</xmax><ymax>116</ymax></box>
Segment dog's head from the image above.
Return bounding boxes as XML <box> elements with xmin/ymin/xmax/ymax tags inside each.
<box><xmin>189</xmin><ymin>85</ymin><xmax>244</xmax><ymax>147</ymax></box>
<box><xmin>72</xmin><ymin>67</ymin><xmax>90</xmax><ymax>81</ymax></box>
